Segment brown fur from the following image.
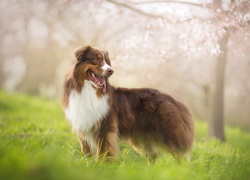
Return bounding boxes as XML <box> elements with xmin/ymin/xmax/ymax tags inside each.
<box><xmin>62</xmin><ymin>45</ymin><xmax>195</xmax><ymax>163</ymax></box>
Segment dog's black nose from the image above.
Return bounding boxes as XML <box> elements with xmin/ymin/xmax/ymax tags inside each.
<box><xmin>107</xmin><ymin>68</ymin><xmax>114</xmax><ymax>76</ymax></box>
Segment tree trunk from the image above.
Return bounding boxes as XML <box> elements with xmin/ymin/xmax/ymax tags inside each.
<box><xmin>208</xmin><ymin>31</ymin><xmax>229</xmax><ymax>142</ymax></box>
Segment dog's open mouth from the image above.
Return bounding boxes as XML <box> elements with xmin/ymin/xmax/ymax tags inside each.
<box><xmin>88</xmin><ymin>70</ymin><xmax>107</xmax><ymax>93</ymax></box>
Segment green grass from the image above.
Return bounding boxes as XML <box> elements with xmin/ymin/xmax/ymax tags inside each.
<box><xmin>0</xmin><ymin>91</ymin><xmax>249</xmax><ymax>180</ymax></box>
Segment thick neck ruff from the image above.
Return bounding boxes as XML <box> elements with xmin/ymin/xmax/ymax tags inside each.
<box><xmin>65</xmin><ymin>80</ymin><xmax>109</xmax><ymax>133</ymax></box>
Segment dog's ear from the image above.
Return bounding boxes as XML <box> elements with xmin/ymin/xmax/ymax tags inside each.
<box><xmin>74</xmin><ymin>45</ymin><xmax>91</xmax><ymax>61</ymax></box>
<box><xmin>105</xmin><ymin>51</ymin><xmax>111</xmax><ymax>65</ymax></box>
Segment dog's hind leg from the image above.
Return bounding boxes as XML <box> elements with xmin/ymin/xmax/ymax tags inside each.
<box><xmin>128</xmin><ymin>135</ymin><xmax>158</xmax><ymax>164</ymax></box>
<box><xmin>184</xmin><ymin>153</ymin><xmax>191</xmax><ymax>163</ymax></box>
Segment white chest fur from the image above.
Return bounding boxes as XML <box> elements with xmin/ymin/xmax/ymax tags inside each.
<box><xmin>65</xmin><ymin>80</ymin><xmax>109</xmax><ymax>133</ymax></box>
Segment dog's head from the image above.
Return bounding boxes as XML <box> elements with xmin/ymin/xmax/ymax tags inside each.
<box><xmin>73</xmin><ymin>45</ymin><xmax>114</xmax><ymax>94</ymax></box>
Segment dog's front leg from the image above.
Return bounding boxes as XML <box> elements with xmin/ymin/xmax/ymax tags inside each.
<box><xmin>96</xmin><ymin>121</ymin><xmax>120</xmax><ymax>162</ymax></box>
<box><xmin>77</xmin><ymin>132</ymin><xmax>93</xmax><ymax>157</ymax></box>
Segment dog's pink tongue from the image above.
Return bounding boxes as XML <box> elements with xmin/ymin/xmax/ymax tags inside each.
<box><xmin>102</xmin><ymin>79</ymin><xmax>106</xmax><ymax>94</ymax></box>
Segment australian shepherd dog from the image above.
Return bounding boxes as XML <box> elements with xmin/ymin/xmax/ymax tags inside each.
<box><xmin>62</xmin><ymin>45</ymin><xmax>194</xmax><ymax>163</ymax></box>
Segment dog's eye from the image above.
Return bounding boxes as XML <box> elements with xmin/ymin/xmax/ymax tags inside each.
<box><xmin>93</xmin><ymin>59</ymin><xmax>101</xmax><ymax>62</ymax></box>
<box><xmin>90</xmin><ymin>59</ymin><xmax>99</xmax><ymax>65</ymax></box>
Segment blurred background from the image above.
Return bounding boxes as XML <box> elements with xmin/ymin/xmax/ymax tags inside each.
<box><xmin>0</xmin><ymin>0</ymin><xmax>249</xmax><ymax>131</ymax></box>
